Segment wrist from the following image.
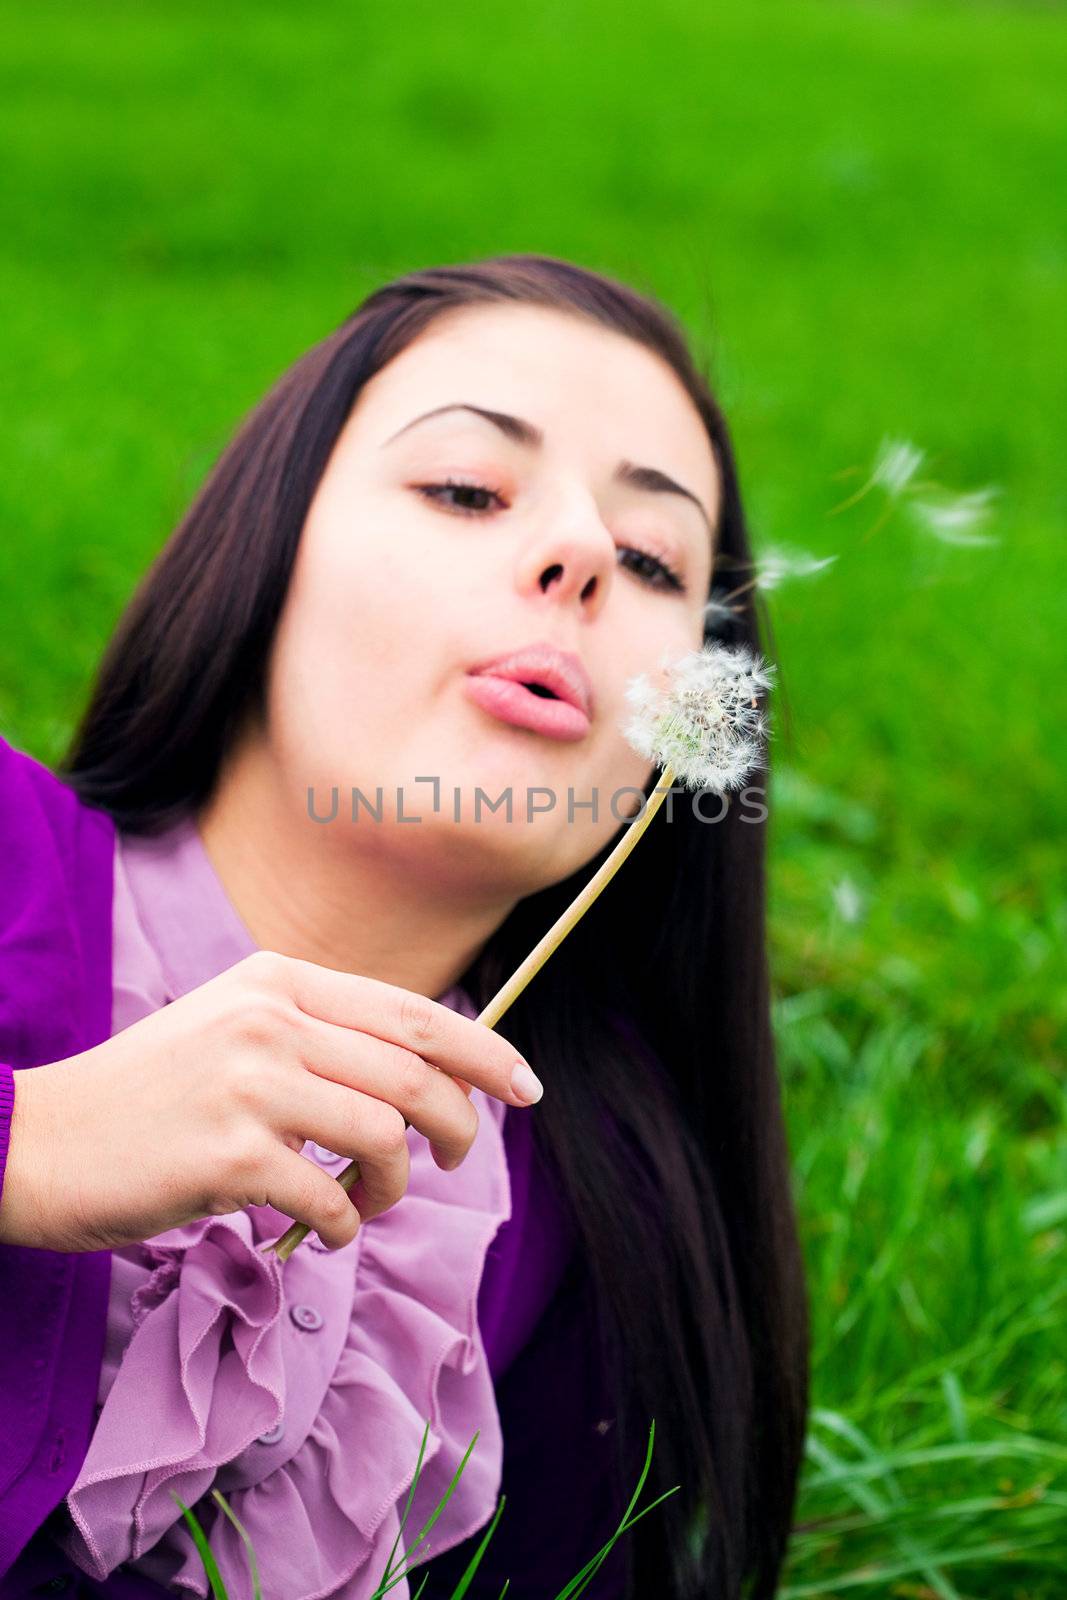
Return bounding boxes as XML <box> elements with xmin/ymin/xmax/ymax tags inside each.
<box><xmin>0</xmin><ymin>1062</ymin><xmax>59</xmax><ymax>1249</ymax></box>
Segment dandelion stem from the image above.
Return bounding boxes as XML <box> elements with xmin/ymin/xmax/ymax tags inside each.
<box><xmin>476</xmin><ymin>760</ymin><xmax>676</xmax><ymax>1030</ymax></box>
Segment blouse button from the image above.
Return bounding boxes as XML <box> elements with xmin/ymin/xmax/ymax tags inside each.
<box><xmin>257</xmin><ymin>1420</ymin><xmax>285</xmax><ymax>1445</ymax></box>
<box><xmin>290</xmin><ymin>1303</ymin><xmax>324</xmax><ymax>1332</ymax></box>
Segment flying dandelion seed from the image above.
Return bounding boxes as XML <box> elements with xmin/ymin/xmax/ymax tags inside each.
<box><xmin>830</xmin><ymin>876</ymin><xmax>865</xmax><ymax>924</ymax></box>
<box><xmin>910</xmin><ymin>487</ymin><xmax>1001</xmax><ymax>547</ymax></box>
<box><xmin>704</xmin><ymin>549</ymin><xmax>837</xmax><ymax>617</ymax></box>
<box><xmin>754</xmin><ymin>545</ymin><xmax>838</xmax><ymax>592</ymax></box>
<box><xmin>829</xmin><ymin>435</ymin><xmax>927</xmax><ymax>519</ymax></box>
<box><xmin>830</xmin><ymin>434</ymin><xmax>1002</xmax><ymax>555</ymax></box>
<box><xmin>871</xmin><ymin>437</ymin><xmax>925</xmax><ymax>498</ymax></box>
<box><xmin>702</xmin><ymin>586</ymin><xmax>743</xmax><ymax>628</ymax></box>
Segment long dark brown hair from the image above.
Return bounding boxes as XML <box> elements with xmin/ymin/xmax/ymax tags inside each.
<box><xmin>57</xmin><ymin>254</ymin><xmax>809</xmax><ymax>1598</ymax></box>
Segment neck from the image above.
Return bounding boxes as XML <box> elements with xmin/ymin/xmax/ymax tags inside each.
<box><xmin>196</xmin><ymin>729</ymin><xmax>519</xmax><ymax>1001</ymax></box>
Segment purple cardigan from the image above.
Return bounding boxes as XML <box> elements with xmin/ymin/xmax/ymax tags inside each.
<box><xmin>0</xmin><ymin>731</ymin><xmax>115</xmax><ymax>1586</ymax></box>
<box><xmin>0</xmin><ymin>733</ymin><xmax>636</xmax><ymax>1599</ymax></box>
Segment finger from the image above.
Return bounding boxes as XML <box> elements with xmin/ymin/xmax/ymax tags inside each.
<box><xmin>280</xmin><ymin>959</ymin><xmax>543</xmax><ymax>1108</ymax></box>
<box><xmin>270</xmin><ymin>1067</ymin><xmax>414</xmax><ymax>1220</ymax></box>
<box><xmin>264</xmin><ymin>1145</ymin><xmax>363</xmax><ymax>1250</ymax></box>
<box><xmin>289</xmin><ymin>1014</ymin><xmax>480</xmax><ymax>1171</ymax></box>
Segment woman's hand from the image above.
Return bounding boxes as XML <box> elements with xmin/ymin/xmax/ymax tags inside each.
<box><xmin>0</xmin><ymin>949</ymin><xmax>541</xmax><ymax>1254</ymax></box>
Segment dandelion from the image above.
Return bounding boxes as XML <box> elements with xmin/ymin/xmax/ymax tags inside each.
<box><xmin>262</xmin><ymin>640</ymin><xmax>775</xmax><ymax>1262</ymax></box>
<box><xmin>621</xmin><ymin>640</ymin><xmax>775</xmax><ymax>794</ymax></box>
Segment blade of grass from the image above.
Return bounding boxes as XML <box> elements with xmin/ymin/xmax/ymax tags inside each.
<box><xmin>372</xmin><ymin>1417</ymin><xmax>435</xmax><ymax>1593</ymax></box>
<box><xmin>171</xmin><ymin>1492</ymin><xmax>230</xmax><ymax>1600</ymax></box>
<box><xmin>778</xmin><ymin>1539</ymin><xmax>1028</xmax><ymax>1596</ymax></box>
<box><xmin>211</xmin><ymin>1488</ymin><xmax>263</xmax><ymax>1600</ymax></box>
<box><xmin>372</xmin><ymin>1428</ymin><xmax>486</xmax><ymax>1596</ymax></box>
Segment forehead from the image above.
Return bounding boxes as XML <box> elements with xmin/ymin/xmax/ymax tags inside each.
<box><xmin>350</xmin><ymin>302</ymin><xmax>720</xmax><ymax>524</ymax></box>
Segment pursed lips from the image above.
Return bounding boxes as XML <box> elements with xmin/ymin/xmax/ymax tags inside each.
<box><xmin>466</xmin><ymin>643</ymin><xmax>595</xmax><ymax>721</ymax></box>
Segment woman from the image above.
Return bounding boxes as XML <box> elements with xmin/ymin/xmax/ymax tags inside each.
<box><xmin>0</xmin><ymin>253</ymin><xmax>809</xmax><ymax>1599</ymax></box>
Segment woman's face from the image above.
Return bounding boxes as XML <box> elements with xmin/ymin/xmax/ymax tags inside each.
<box><xmin>264</xmin><ymin>302</ymin><xmax>719</xmax><ymax>896</ymax></box>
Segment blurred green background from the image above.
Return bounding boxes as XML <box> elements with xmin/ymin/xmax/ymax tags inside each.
<box><xmin>1</xmin><ymin>1</ymin><xmax>1064</xmax><ymax>1594</ymax></box>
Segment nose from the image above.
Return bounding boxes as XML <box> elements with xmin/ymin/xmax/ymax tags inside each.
<box><xmin>515</xmin><ymin>490</ymin><xmax>616</xmax><ymax>620</ymax></box>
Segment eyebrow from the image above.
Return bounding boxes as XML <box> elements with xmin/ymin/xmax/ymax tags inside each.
<box><xmin>382</xmin><ymin>402</ymin><xmax>715</xmax><ymax>539</ymax></box>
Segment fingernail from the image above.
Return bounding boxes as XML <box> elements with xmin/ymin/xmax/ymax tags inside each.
<box><xmin>511</xmin><ymin>1062</ymin><xmax>544</xmax><ymax>1105</ymax></box>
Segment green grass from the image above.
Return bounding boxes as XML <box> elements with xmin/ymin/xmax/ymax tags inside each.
<box><xmin>1</xmin><ymin>2</ymin><xmax>1063</xmax><ymax>1594</ymax></box>
<box><xmin>173</xmin><ymin>1418</ymin><xmax>679</xmax><ymax>1599</ymax></box>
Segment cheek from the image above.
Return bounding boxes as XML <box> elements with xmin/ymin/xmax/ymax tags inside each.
<box><xmin>286</xmin><ymin>513</ymin><xmax>428</xmax><ymax>673</ymax></box>
<box><xmin>271</xmin><ymin>514</ymin><xmax>472</xmax><ymax>766</ymax></box>
<box><xmin>604</xmin><ymin>607</ymin><xmax>697</xmax><ymax>711</ymax></box>
<box><xmin>585</xmin><ymin>609</ymin><xmax>704</xmax><ymax>797</ymax></box>
<box><xmin>580</xmin><ymin>690</ymin><xmax>658</xmax><ymax>812</ymax></box>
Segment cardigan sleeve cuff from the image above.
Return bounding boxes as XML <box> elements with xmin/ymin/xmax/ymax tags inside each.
<box><xmin>0</xmin><ymin>1062</ymin><xmax>15</xmax><ymax>1221</ymax></box>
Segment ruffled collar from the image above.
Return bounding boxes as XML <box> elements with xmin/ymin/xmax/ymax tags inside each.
<box><xmin>118</xmin><ymin>811</ymin><xmax>471</xmax><ymax>1013</ymax></box>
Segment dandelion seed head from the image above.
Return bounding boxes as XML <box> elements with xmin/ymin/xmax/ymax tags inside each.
<box><xmin>622</xmin><ymin>672</ymin><xmax>660</xmax><ymax>717</ymax></box>
<box><xmin>619</xmin><ymin>641</ymin><xmax>776</xmax><ymax>793</ymax></box>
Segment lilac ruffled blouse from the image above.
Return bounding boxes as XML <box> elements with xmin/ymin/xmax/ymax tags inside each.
<box><xmin>44</xmin><ymin>815</ymin><xmax>579</xmax><ymax>1598</ymax></box>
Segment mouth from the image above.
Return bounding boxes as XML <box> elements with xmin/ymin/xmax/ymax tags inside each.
<box><xmin>466</xmin><ymin>643</ymin><xmax>595</xmax><ymax>719</ymax></box>
<box><xmin>463</xmin><ymin>673</ymin><xmax>593</xmax><ymax>742</ymax></box>
<box><xmin>464</xmin><ymin>642</ymin><xmax>595</xmax><ymax>743</ymax></box>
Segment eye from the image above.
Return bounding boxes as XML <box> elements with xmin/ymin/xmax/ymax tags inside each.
<box><xmin>413</xmin><ymin>478</ymin><xmax>507</xmax><ymax>517</ymax></box>
<box><xmin>618</xmin><ymin>546</ymin><xmax>686</xmax><ymax>593</ymax></box>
